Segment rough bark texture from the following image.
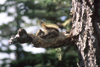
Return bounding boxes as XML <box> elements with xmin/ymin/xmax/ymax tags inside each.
<box><xmin>9</xmin><ymin>0</ymin><xmax>100</xmax><ymax>67</ymax></box>
<box><xmin>71</xmin><ymin>0</ymin><xmax>100</xmax><ymax>67</ymax></box>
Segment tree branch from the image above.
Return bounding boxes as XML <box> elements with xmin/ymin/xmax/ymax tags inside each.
<box><xmin>9</xmin><ymin>28</ymin><xmax>75</xmax><ymax>48</ymax></box>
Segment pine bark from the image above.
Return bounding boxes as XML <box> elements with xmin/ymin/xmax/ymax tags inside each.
<box><xmin>9</xmin><ymin>0</ymin><xmax>100</xmax><ymax>67</ymax></box>
<box><xmin>71</xmin><ymin>0</ymin><xmax>100</xmax><ymax>67</ymax></box>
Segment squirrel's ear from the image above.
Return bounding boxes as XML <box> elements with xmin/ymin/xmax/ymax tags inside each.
<box><xmin>36</xmin><ymin>29</ymin><xmax>45</xmax><ymax>37</ymax></box>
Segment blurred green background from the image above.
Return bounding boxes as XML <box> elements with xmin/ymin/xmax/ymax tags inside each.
<box><xmin>0</xmin><ymin>0</ymin><xmax>78</xmax><ymax>67</ymax></box>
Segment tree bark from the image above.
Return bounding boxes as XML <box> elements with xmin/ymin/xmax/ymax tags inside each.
<box><xmin>9</xmin><ymin>28</ymin><xmax>74</xmax><ymax>48</ymax></box>
<box><xmin>9</xmin><ymin>0</ymin><xmax>100</xmax><ymax>67</ymax></box>
<box><xmin>71</xmin><ymin>0</ymin><xmax>100</xmax><ymax>67</ymax></box>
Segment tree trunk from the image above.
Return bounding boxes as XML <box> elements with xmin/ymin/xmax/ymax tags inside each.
<box><xmin>8</xmin><ymin>0</ymin><xmax>100</xmax><ymax>66</ymax></box>
<box><xmin>71</xmin><ymin>0</ymin><xmax>100</xmax><ymax>67</ymax></box>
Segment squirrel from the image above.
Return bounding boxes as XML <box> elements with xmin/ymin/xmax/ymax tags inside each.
<box><xmin>57</xmin><ymin>18</ymin><xmax>72</xmax><ymax>29</ymax></box>
<box><xmin>36</xmin><ymin>20</ymin><xmax>59</xmax><ymax>39</ymax></box>
<box><xmin>36</xmin><ymin>29</ymin><xmax>45</xmax><ymax>38</ymax></box>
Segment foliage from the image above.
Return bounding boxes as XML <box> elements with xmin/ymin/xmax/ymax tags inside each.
<box><xmin>0</xmin><ymin>0</ymin><xmax>77</xmax><ymax>67</ymax></box>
